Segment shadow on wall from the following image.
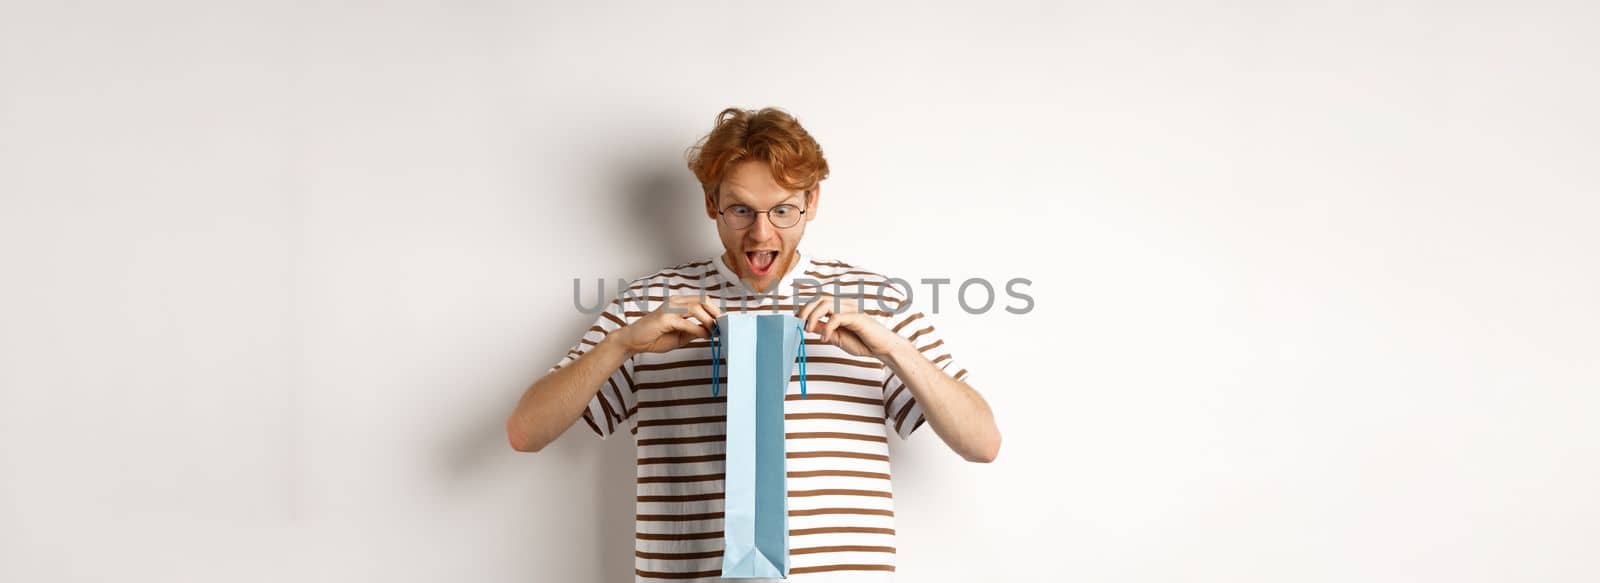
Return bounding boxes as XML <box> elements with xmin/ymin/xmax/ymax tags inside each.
<box><xmin>622</xmin><ymin>162</ymin><xmax>714</xmax><ymax>268</ymax></box>
<box><xmin>446</xmin><ymin>141</ymin><xmax>714</xmax><ymax>580</ymax></box>
<box><xmin>592</xmin><ymin>157</ymin><xmax>715</xmax><ymax>581</ymax></box>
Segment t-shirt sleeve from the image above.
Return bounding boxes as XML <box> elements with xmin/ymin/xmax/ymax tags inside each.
<box><xmin>546</xmin><ymin>295</ymin><xmax>638</xmax><ymax>439</ymax></box>
<box><xmin>876</xmin><ymin>281</ymin><xmax>972</xmax><ymax>440</ymax></box>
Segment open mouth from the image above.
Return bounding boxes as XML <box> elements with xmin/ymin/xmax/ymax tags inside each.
<box><xmin>744</xmin><ymin>249</ymin><xmax>779</xmax><ymax>275</ymax></box>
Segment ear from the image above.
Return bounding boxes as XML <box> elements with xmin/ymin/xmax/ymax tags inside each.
<box><xmin>704</xmin><ymin>189</ymin><xmax>719</xmax><ymax>220</ymax></box>
<box><xmin>804</xmin><ymin>184</ymin><xmax>820</xmax><ymax>222</ymax></box>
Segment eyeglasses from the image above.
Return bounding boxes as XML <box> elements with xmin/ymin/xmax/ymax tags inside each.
<box><xmin>717</xmin><ymin>203</ymin><xmax>807</xmax><ymax>230</ymax></box>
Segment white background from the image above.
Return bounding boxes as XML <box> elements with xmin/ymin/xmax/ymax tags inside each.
<box><xmin>3</xmin><ymin>1</ymin><xmax>1597</xmax><ymax>581</ymax></box>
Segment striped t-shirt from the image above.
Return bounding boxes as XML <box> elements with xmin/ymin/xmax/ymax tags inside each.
<box><xmin>548</xmin><ymin>248</ymin><xmax>971</xmax><ymax>582</ymax></box>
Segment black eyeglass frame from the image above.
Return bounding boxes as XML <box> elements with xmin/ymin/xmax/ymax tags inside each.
<box><xmin>715</xmin><ymin>200</ymin><xmax>809</xmax><ymax>230</ymax></box>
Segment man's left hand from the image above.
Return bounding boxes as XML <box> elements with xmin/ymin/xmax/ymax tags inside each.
<box><xmin>796</xmin><ymin>295</ymin><xmax>910</xmax><ymax>360</ymax></box>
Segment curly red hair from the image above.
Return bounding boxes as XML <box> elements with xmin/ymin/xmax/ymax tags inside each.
<box><xmin>684</xmin><ymin>106</ymin><xmax>830</xmax><ymax>199</ymax></box>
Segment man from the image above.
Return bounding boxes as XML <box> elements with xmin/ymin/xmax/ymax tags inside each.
<box><xmin>506</xmin><ymin>107</ymin><xmax>1001</xmax><ymax>582</ymax></box>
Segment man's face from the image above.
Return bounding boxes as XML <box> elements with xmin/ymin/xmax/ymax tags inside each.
<box><xmin>703</xmin><ymin>160</ymin><xmax>819</xmax><ymax>293</ymax></box>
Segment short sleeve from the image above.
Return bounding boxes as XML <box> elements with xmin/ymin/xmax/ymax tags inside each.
<box><xmin>876</xmin><ymin>282</ymin><xmax>971</xmax><ymax>440</ymax></box>
<box><xmin>547</xmin><ymin>295</ymin><xmax>638</xmax><ymax>439</ymax></box>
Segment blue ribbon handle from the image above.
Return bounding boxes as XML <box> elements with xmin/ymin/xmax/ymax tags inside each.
<box><xmin>711</xmin><ymin>323</ymin><xmax>721</xmax><ymax>397</ymax></box>
<box><xmin>707</xmin><ymin>321</ymin><xmax>807</xmax><ymax>399</ymax></box>
<box><xmin>796</xmin><ymin>323</ymin><xmax>807</xmax><ymax>399</ymax></box>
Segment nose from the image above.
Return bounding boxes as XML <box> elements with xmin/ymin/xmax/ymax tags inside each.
<box><xmin>747</xmin><ymin>212</ymin><xmax>777</xmax><ymax>239</ymax></box>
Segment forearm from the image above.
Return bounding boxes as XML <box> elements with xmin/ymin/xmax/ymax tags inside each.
<box><xmin>506</xmin><ymin>334</ymin><xmax>633</xmax><ymax>452</ymax></box>
<box><xmin>881</xmin><ymin>341</ymin><xmax>1001</xmax><ymax>462</ymax></box>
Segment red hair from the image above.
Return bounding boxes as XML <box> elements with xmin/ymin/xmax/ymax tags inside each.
<box><xmin>684</xmin><ymin>107</ymin><xmax>830</xmax><ymax>199</ymax></box>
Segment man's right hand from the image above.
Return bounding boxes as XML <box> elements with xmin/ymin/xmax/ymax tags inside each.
<box><xmin>615</xmin><ymin>295</ymin><xmax>725</xmax><ymax>356</ymax></box>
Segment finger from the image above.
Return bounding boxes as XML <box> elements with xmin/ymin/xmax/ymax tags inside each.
<box><xmin>807</xmin><ymin>301</ymin><xmax>832</xmax><ymax>334</ymax></box>
<box><xmin>821</xmin><ymin>312</ymin><xmax>848</xmax><ymax>343</ymax></box>
<box><xmin>671</xmin><ymin>318</ymin><xmax>710</xmax><ymax>340</ymax></box>
<box><xmin>806</xmin><ymin>294</ymin><xmax>838</xmax><ymax>324</ymax></box>
<box><xmin>796</xmin><ymin>296</ymin><xmax>821</xmax><ymax>327</ymax></box>
<box><xmin>684</xmin><ymin>304</ymin><xmax>715</xmax><ymax>332</ymax></box>
<box><xmin>699</xmin><ymin>299</ymin><xmax>724</xmax><ymax>321</ymax></box>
